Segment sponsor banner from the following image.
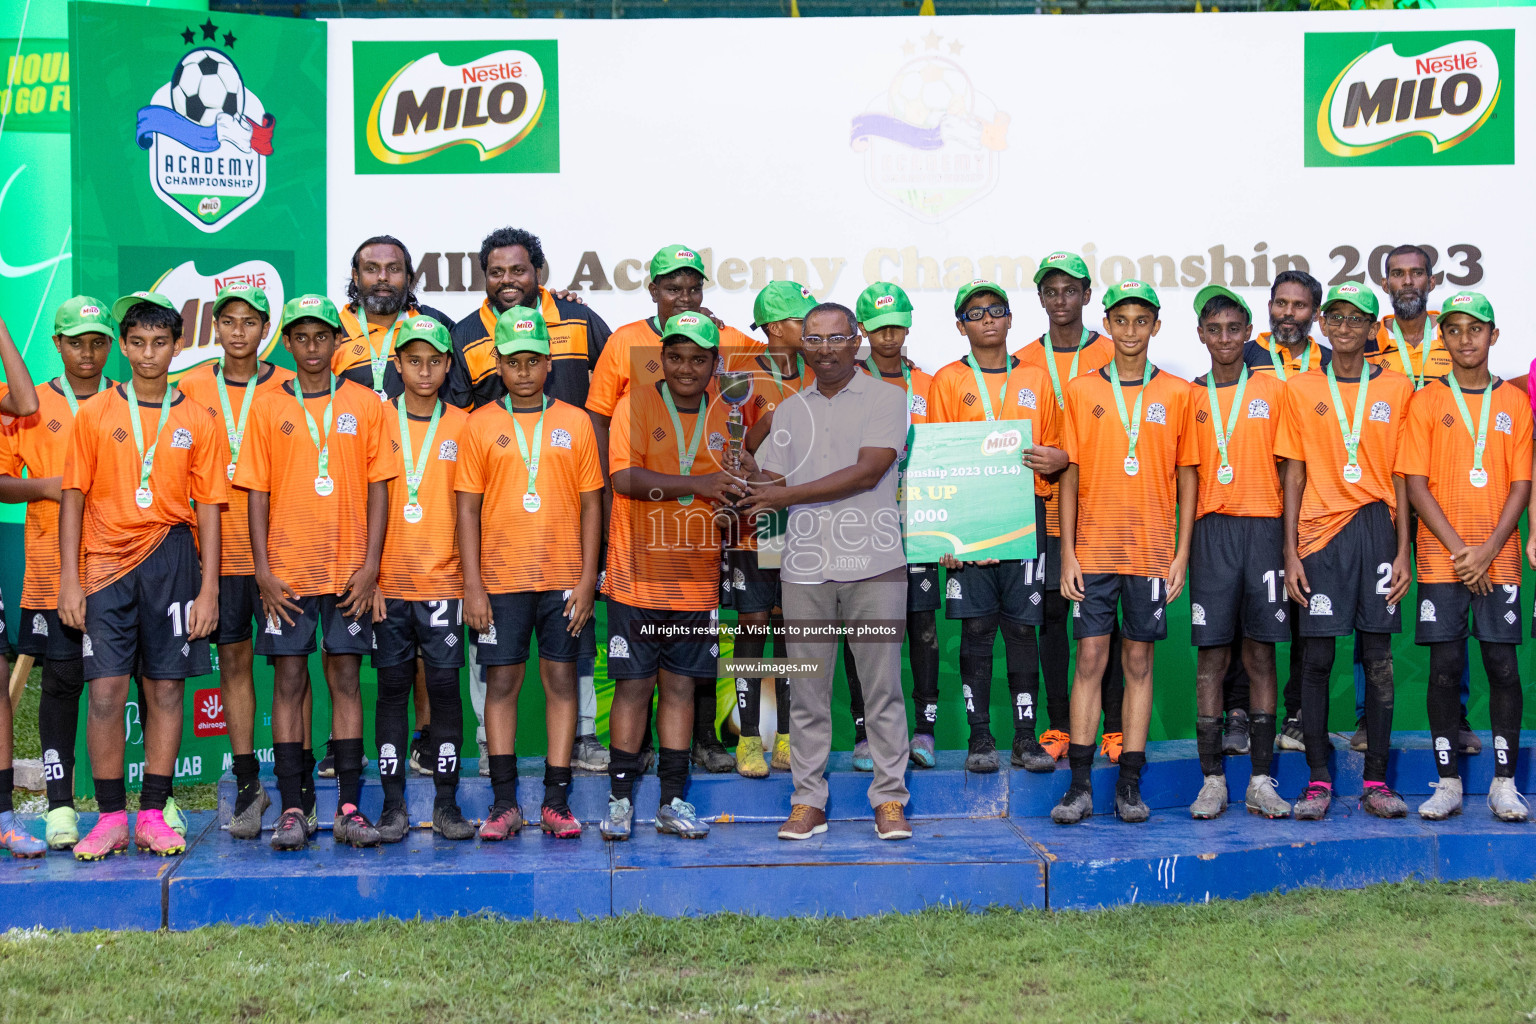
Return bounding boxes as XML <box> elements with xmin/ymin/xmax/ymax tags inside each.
<box><xmin>900</xmin><ymin>421</ymin><xmax>1036</xmax><ymax>564</ymax></box>
<box><xmin>327</xmin><ymin>10</ymin><xmax>1534</xmax><ymax>380</ymax></box>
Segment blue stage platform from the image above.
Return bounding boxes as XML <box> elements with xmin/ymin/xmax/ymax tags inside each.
<box><xmin>4</xmin><ymin>733</ymin><xmax>1533</xmax><ymax>931</ymax></box>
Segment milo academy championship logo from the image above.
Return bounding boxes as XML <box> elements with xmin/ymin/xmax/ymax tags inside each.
<box><xmin>134</xmin><ymin>20</ymin><xmax>277</xmax><ymax>231</ymax></box>
<box><xmin>1304</xmin><ymin>29</ymin><xmax>1513</xmax><ymax>167</ymax></box>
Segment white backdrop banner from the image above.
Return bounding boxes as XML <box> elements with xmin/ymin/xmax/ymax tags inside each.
<box><xmin>326</xmin><ymin>9</ymin><xmax>1534</xmax><ymax>379</ymax></box>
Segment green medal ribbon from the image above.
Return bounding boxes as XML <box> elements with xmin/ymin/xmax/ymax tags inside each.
<box><xmin>1325</xmin><ymin>362</ymin><xmax>1372</xmax><ymax>484</ymax></box>
<box><xmin>1267</xmin><ymin>337</ymin><xmax>1312</xmax><ymax>381</ymax></box>
<box><xmin>966</xmin><ymin>355</ymin><xmax>1012</xmax><ymax>422</ymax></box>
<box><xmin>1390</xmin><ymin>317</ymin><xmax>1436</xmax><ymax>391</ymax></box>
<box><xmin>59</xmin><ymin>375</ymin><xmax>108</xmax><ymax>418</ymax></box>
<box><xmin>398</xmin><ymin>397</ymin><xmax>444</xmax><ymax>521</ymax></box>
<box><xmin>216</xmin><ymin>360</ymin><xmax>260</xmax><ymax>481</ymax></box>
<box><xmin>294</xmin><ymin>376</ymin><xmax>337</xmax><ymax>493</ymax></box>
<box><xmin>865</xmin><ymin>355</ymin><xmax>913</xmax><ymax>404</ymax></box>
<box><xmin>1043</xmin><ymin>328</ymin><xmax>1090</xmax><ymax>410</ymax></box>
<box><xmin>503</xmin><ymin>395</ymin><xmax>549</xmax><ymax>512</ymax></box>
<box><xmin>1205</xmin><ymin>366</ymin><xmax>1249</xmax><ymax>486</ymax></box>
<box><xmin>1109</xmin><ymin>361</ymin><xmax>1153</xmax><ymax>476</ymax></box>
<box><xmin>124</xmin><ymin>380</ymin><xmax>175</xmax><ymax>508</ymax></box>
<box><xmin>767</xmin><ymin>352</ymin><xmax>805</xmax><ymax>396</ymax></box>
<box><xmin>369</xmin><ymin>313</ymin><xmax>407</xmax><ymax>396</ymax></box>
<box><xmin>661</xmin><ymin>383</ymin><xmax>708</xmax><ymax>506</ymax></box>
<box><xmin>1447</xmin><ymin>372</ymin><xmax>1495</xmax><ymax>489</ymax></box>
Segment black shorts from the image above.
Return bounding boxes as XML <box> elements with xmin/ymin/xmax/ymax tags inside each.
<box><xmin>1416</xmin><ymin>581</ymin><xmax>1523</xmax><ymax>645</ymax></box>
<box><xmin>83</xmin><ymin>526</ymin><xmax>212</xmax><ymax>681</ymax></box>
<box><xmin>605</xmin><ymin>600</ymin><xmax>718</xmax><ymax>681</ymax></box>
<box><xmin>906</xmin><ymin>563</ymin><xmax>941</xmax><ymax>613</ymax></box>
<box><xmin>18</xmin><ymin>607</ymin><xmax>82</xmax><ymax>662</ymax></box>
<box><xmin>0</xmin><ymin>588</ymin><xmax>12</xmax><ymax>661</ymax></box>
<box><xmin>1074</xmin><ymin>572</ymin><xmax>1168</xmax><ymax>643</ymax></box>
<box><xmin>216</xmin><ymin>575</ymin><xmax>259</xmax><ymax>646</ymax></box>
<box><xmin>474</xmin><ymin>590</ymin><xmax>581</xmax><ymax>666</ymax></box>
<box><xmin>1189</xmin><ymin>514</ymin><xmax>1290</xmax><ymax>646</ymax></box>
<box><xmin>254</xmin><ymin>593</ymin><xmax>373</xmax><ymax>658</ymax></box>
<box><xmin>720</xmin><ymin>548</ymin><xmax>781</xmax><ymax>615</ymax></box>
<box><xmin>1296</xmin><ymin>502</ymin><xmax>1402</xmax><ymax>638</ymax></box>
<box><xmin>373</xmin><ymin>598</ymin><xmax>466</xmax><ymax>669</ymax></box>
<box><xmin>944</xmin><ymin>556</ymin><xmax>1045</xmax><ymax>626</ymax></box>
<box><xmin>1044</xmin><ymin>532</ymin><xmax>1062</xmax><ymax>591</ymax></box>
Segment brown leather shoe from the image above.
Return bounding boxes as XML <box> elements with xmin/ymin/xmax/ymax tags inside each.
<box><xmin>874</xmin><ymin>801</ymin><xmax>912</xmax><ymax>840</ymax></box>
<box><xmin>777</xmin><ymin>803</ymin><xmax>828</xmax><ymax>840</ymax></box>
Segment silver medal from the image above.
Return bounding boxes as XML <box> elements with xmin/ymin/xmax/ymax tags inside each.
<box><xmin>1342</xmin><ymin>463</ymin><xmax>1363</xmax><ymax>484</ymax></box>
<box><xmin>315</xmin><ymin>475</ymin><xmax>335</xmax><ymax>497</ymax></box>
<box><xmin>1216</xmin><ymin>465</ymin><xmax>1234</xmax><ymax>486</ymax></box>
<box><xmin>403</xmin><ymin>503</ymin><xmax>423</xmax><ymax>524</ymax></box>
<box><xmin>1123</xmin><ymin>456</ymin><xmax>1139</xmax><ymax>477</ymax></box>
<box><xmin>134</xmin><ymin>487</ymin><xmax>153</xmax><ymax>509</ymax></box>
<box><xmin>523</xmin><ymin>492</ymin><xmax>541</xmax><ymax>513</ymax></box>
<box><xmin>1469</xmin><ymin>468</ymin><xmax>1489</xmax><ymax>489</ymax></box>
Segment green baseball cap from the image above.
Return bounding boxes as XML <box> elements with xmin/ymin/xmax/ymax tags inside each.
<box><xmin>1193</xmin><ymin>284</ymin><xmax>1252</xmax><ymax>322</ymax></box>
<box><xmin>494</xmin><ymin>306</ymin><xmax>550</xmax><ymax>357</ymax></box>
<box><xmin>1440</xmin><ymin>290</ymin><xmax>1496</xmax><ymax>324</ymax></box>
<box><xmin>111</xmin><ymin>291</ymin><xmax>175</xmax><ymax>324</ymax></box>
<box><xmin>53</xmin><ymin>296</ymin><xmax>115</xmax><ymax>338</ymax></box>
<box><xmin>397</xmin><ymin>315</ymin><xmax>452</xmax><ymax>354</ymax></box>
<box><xmin>660</xmin><ymin>311</ymin><xmax>720</xmax><ymax>350</ymax></box>
<box><xmin>856</xmin><ymin>282</ymin><xmax>913</xmax><ymax>331</ymax></box>
<box><xmin>751</xmin><ymin>281</ymin><xmax>816</xmax><ymax>330</ymax></box>
<box><xmin>1323</xmin><ymin>282</ymin><xmax>1379</xmax><ymax>320</ymax></box>
<box><xmin>211</xmin><ymin>281</ymin><xmax>270</xmax><ymax>318</ymax></box>
<box><xmin>953</xmin><ymin>279</ymin><xmax>1009</xmax><ymax>316</ymax></box>
<box><xmin>277</xmin><ymin>294</ymin><xmax>342</xmax><ymax>332</ymax></box>
<box><xmin>1033</xmin><ymin>251</ymin><xmax>1092</xmax><ymax>286</ymax></box>
<box><xmin>649</xmin><ymin>244</ymin><xmax>708</xmax><ymax>282</ymax></box>
<box><xmin>1103</xmin><ymin>279</ymin><xmax>1161</xmax><ymax>312</ymax></box>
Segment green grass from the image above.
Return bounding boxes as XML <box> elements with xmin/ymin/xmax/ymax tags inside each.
<box><xmin>0</xmin><ymin>881</ymin><xmax>1533</xmax><ymax>1023</ymax></box>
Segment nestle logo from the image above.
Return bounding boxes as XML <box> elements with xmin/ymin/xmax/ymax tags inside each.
<box><xmin>645</xmin><ymin>360</ymin><xmax>660</xmax><ymax>373</ymax></box>
<box><xmin>1416</xmin><ymin>52</ymin><xmax>1478</xmax><ymax>76</ymax></box>
<box><xmin>1195</xmin><ymin>410</ymin><xmax>1208</xmax><ymax>424</ymax></box>
<box><xmin>1092</xmin><ymin>405</ymin><xmax>1104</xmax><ymax>419</ymax></box>
<box><xmin>652</xmin><ymin>427</ymin><xmax>666</xmax><ymax>441</ymax></box>
<box><xmin>46</xmin><ymin>419</ymin><xmax>61</xmax><ymax>433</ymax></box>
<box><xmin>1442</xmin><ymin>413</ymin><xmax>1455</xmax><ymax>428</ymax></box>
<box><xmin>281</xmin><ymin>420</ymin><xmax>295</xmax><ymax>436</ymax></box>
<box><xmin>962</xmin><ymin>393</ymin><xmax>976</xmax><ymax>406</ymax></box>
<box><xmin>111</xmin><ymin>427</ymin><xmax>128</xmax><ymax>444</ymax></box>
<box><xmin>496</xmin><ymin>434</ymin><xmax>510</xmax><ymax>448</ymax></box>
<box><xmin>1315</xmin><ymin>402</ymin><xmax>1328</xmax><ymax>416</ymax></box>
<box><xmin>462</xmin><ymin>60</ymin><xmax>523</xmax><ymax>84</ymax></box>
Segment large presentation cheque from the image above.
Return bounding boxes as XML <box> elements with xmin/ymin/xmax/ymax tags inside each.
<box><xmin>899</xmin><ymin>421</ymin><xmax>1037</xmax><ymax>564</ymax></box>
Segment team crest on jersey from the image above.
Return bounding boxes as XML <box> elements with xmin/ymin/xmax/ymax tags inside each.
<box><xmin>1309</xmin><ymin>593</ymin><xmax>1333</xmax><ymax>616</ymax></box>
<box><xmin>1191</xmin><ymin>603</ymin><xmax>1206</xmax><ymax>626</ymax></box>
<box><xmin>31</xmin><ymin>614</ymin><xmax>47</xmax><ymax>638</ymax></box>
<box><xmin>1145</xmin><ymin>403</ymin><xmax>1167</xmax><ymax>425</ymax></box>
<box><xmin>708</xmin><ymin>432</ymin><xmax>725</xmax><ymax>451</ymax></box>
<box><xmin>1368</xmin><ymin>401</ymin><xmax>1392</xmax><ymax>424</ymax></box>
<box><xmin>1419</xmin><ymin>599</ymin><xmax>1436</xmax><ymax>622</ymax></box>
<box><xmin>910</xmin><ymin>394</ymin><xmax>927</xmax><ymax>416</ymax></box>
<box><xmin>946</xmin><ymin>578</ymin><xmax>962</xmax><ymax>600</ymax></box>
<box><xmin>1247</xmin><ymin>399</ymin><xmax>1270</xmax><ymax>419</ymax></box>
<box><xmin>437</xmin><ymin>439</ymin><xmax>458</xmax><ymax>461</ymax></box>
<box><xmin>550</xmin><ymin>428</ymin><xmax>572</xmax><ymax>450</ymax></box>
<box><xmin>733</xmin><ymin>568</ymin><xmax>746</xmax><ymax>590</ymax></box>
<box><xmin>1017</xmin><ymin>387</ymin><xmax>1037</xmax><ymax>410</ymax></box>
<box><xmin>1496</xmin><ymin>412</ymin><xmax>1513</xmax><ymax>435</ymax></box>
<box><xmin>337</xmin><ymin>413</ymin><xmax>359</xmax><ymax>435</ymax></box>
<box><xmin>82</xmin><ymin>635</ymin><xmax>94</xmax><ymax>657</ymax></box>
<box><xmin>608</xmin><ymin>635</ymin><xmax>630</xmax><ymax>659</ymax></box>
<box><xmin>170</xmin><ymin>427</ymin><xmax>194</xmax><ymax>450</ymax></box>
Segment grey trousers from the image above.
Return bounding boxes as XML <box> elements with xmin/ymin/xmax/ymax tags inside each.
<box><xmin>783</xmin><ymin>569</ymin><xmax>910</xmax><ymax>811</ymax></box>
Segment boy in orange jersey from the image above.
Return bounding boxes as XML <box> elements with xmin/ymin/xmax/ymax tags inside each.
<box><xmin>928</xmin><ymin>280</ymin><xmax>1066</xmax><ymax>776</ymax></box>
<box><xmin>236</xmin><ymin>295</ymin><xmax>402</xmax><ymax>851</ymax></box>
<box><xmin>1182</xmin><ymin>286</ymin><xmax>1292</xmax><ymax>821</ymax></box>
<box><xmin>600</xmin><ymin>313</ymin><xmax>741</xmax><ymax>842</ymax></box>
<box><xmin>371</xmin><ymin>316</ymin><xmax>476</xmax><ymax>843</ymax></box>
<box><xmin>59</xmin><ymin>293</ymin><xmax>223</xmax><ymax>860</ymax></box>
<box><xmin>1054</xmin><ymin>280</ymin><xmax>1197</xmax><ymax>825</ymax></box>
<box><xmin>1014</xmin><ymin>252</ymin><xmax>1122</xmax><ymax>768</ymax></box>
<box><xmin>176</xmin><ymin>282</ymin><xmax>294</xmax><ymax>840</ymax></box>
<box><xmin>1400</xmin><ymin>292</ymin><xmax>1531</xmax><ymax>822</ymax></box>
<box><xmin>458</xmin><ymin>308</ymin><xmax>603</xmax><ymax>840</ymax></box>
<box><xmin>1276</xmin><ymin>283</ymin><xmax>1414</xmax><ymax>821</ymax></box>
<box><xmin>842</xmin><ymin>281</ymin><xmax>943</xmax><ymax>769</ymax></box>
<box><xmin>333</xmin><ymin>235</ymin><xmax>455</xmax><ymax>401</ymax></box>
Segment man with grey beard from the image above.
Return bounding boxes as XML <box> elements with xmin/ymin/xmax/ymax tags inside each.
<box><xmin>334</xmin><ymin>235</ymin><xmax>456</xmax><ymax>401</ymax></box>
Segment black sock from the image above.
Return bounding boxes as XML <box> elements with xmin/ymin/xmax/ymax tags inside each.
<box><xmin>1250</xmin><ymin>712</ymin><xmax>1277</xmax><ymax>778</ymax></box>
<box><xmin>94</xmin><ymin>777</ymin><xmax>127</xmax><ymax>814</ymax></box>
<box><xmin>1427</xmin><ymin>641</ymin><xmax>1464</xmax><ymax>780</ymax></box>
<box><xmin>1196</xmin><ymin>715</ymin><xmax>1224</xmax><ymax>776</ymax></box>
<box><xmin>908</xmin><ymin>609</ymin><xmax>940</xmax><ymax>736</ymax></box>
<box><xmin>844</xmin><ymin>641</ymin><xmax>868</xmax><ymax>744</ymax></box>
<box><xmin>274</xmin><ymin>742</ymin><xmax>304</xmax><ymax>812</ymax></box>
<box><xmin>1117</xmin><ymin>750</ymin><xmax>1147</xmax><ymax>795</ymax></box>
<box><xmin>543</xmin><ymin>763</ymin><xmax>573</xmax><ymax>812</ymax></box>
<box><xmin>960</xmin><ymin>614</ymin><xmax>998</xmax><ymax>732</ymax></box>
<box><xmin>332</xmin><ymin>737</ymin><xmax>364</xmax><ymax>810</ymax></box>
<box><xmin>658</xmin><ymin>746</ymin><xmax>690</xmax><ymax>806</ymax></box>
<box><xmin>40</xmin><ymin>657</ymin><xmax>84</xmax><ymax>810</ymax></box>
<box><xmin>300</xmin><ymin>747</ymin><xmax>316</xmax><ymax>815</ymax></box>
<box><xmin>1300</xmin><ymin>635</ymin><xmax>1336</xmax><ymax>783</ymax></box>
<box><xmin>609</xmin><ymin>745</ymin><xmax>640</xmax><ymax>801</ymax></box>
<box><xmin>1067</xmin><ymin>743</ymin><xmax>1094</xmax><ymax>792</ymax></box>
<box><xmin>1040</xmin><ymin>590</ymin><xmax>1072</xmax><ymax>732</ymax></box>
<box><xmin>775</xmin><ymin>679</ymin><xmax>791</xmax><ymax>738</ymax></box>
<box><xmin>1001</xmin><ymin>618</ymin><xmax>1040</xmax><ymax>740</ymax></box>
<box><xmin>489</xmin><ymin>755</ymin><xmax>519</xmax><ymax>808</ymax></box>
<box><xmin>693</xmin><ymin>681</ymin><xmax>719</xmax><ymax>746</ymax></box>
<box><xmin>0</xmin><ymin>768</ymin><xmax>13</xmax><ymax>814</ymax></box>
<box><xmin>424</xmin><ymin>665</ymin><xmax>463</xmax><ymax>804</ymax></box>
<box><xmin>139</xmin><ymin>772</ymin><xmax>172</xmax><ymax>812</ymax></box>
<box><xmin>1483</xmin><ymin>642</ymin><xmax>1523</xmax><ymax>779</ymax></box>
<box><xmin>375</xmin><ymin>663</ymin><xmax>414</xmax><ymax>810</ymax></box>
<box><xmin>1360</xmin><ymin>632</ymin><xmax>1394</xmax><ymax>784</ymax></box>
<box><xmin>735</xmin><ymin>675</ymin><xmax>762</xmax><ymax>739</ymax></box>
<box><xmin>232</xmin><ymin>753</ymin><xmax>261</xmax><ymax>814</ymax></box>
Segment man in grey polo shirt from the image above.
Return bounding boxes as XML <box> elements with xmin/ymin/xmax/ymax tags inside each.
<box><xmin>740</xmin><ymin>302</ymin><xmax>913</xmax><ymax>842</ymax></box>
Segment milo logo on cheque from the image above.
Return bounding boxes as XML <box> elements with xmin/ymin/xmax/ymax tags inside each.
<box><xmin>981</xmin><ymin>429</ymin><xmax>1022</xmax><ymax>456</ymax></box>
<box><xmin>356</xmin><ymin>40</ymin><xmax>559</xmax><ymax>174</ymax></box>
<box><xmin>1304</xmin><ymin>30</ymin><xmax>1514</xmax><ymax>167</ymax></box>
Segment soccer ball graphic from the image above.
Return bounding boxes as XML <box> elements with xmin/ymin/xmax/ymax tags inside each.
<box><xmin>170</xmin><ymin>49</ymin><xmax>243</xmax><ymax>126</ymax></box>
<box><xmin>888</xmin><ymin>57</ymin><xmax>974</xmax><ymax>129</ymax></box>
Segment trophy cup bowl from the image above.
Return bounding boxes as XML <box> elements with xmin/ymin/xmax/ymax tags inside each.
<box><xmin>716</xmin><ymin>369</ymin><xmax>756</xmax><ymax>544</ymax></box>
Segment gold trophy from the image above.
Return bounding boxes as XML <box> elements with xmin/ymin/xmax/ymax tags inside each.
<box><xmin>716</xmin><ymin>368</ymin><xmax>755</xmax><ymax>547</ymax></box>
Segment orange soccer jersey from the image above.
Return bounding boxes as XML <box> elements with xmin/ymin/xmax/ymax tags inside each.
<box><xmin>380</xmin><ymin>400</ymin><xmax>471</xmax><ymax>601</ymax></box>
<box><xmin>927</xmin><ymin>355</ymin><xmax>1058</xmax><ymax>499</ymax></box>
<box><xmin>177</xmin><ymin>362</ymin><xmax>296</xmax><ymax>577</ymax></box>
<box><xmin>728</xmin><ymin>346</ymin><xmax>813</xmax><ymax>431</ymax></box>
<box><xmin>1183</xmin><ymin>371</ymin><xmax>1286</xmax><ymax>520</ymax></box>
<box><xmin>61</xmin><ymin>385</ymin><xmax>224</xmax><ymax>595</ymax></box>
<box><xmin>1062</xmin><ymin>366</ymin><xmax>1195</xmax><ymax>577</ymax></box>
<box><xmin>1397</xmin><ymin>378</ymin><xmax>1533</xmax><ymax>585</ymax></box>
<box><xmin>605</xmin><ymin>382</ymin><xmax>731</xmax><ymax>611</ymax></box>
<box><xmin>585</xmin><ymin>317</ymin><xmax>754</xmax><ymax>418</ymax></box>
<box><xmin>456</xmin><ymin>398</ymin><xmax>603</xmax><ymax>594</ymax></box>
<box><xmin>859</xmin><ymin>362</ymin><xmax>934</xmax><ymax>426</ymax></box>
<box><xmin>233</xmin><ymin>377</ymin><xmax>401</xmax><ymax>596</ymax></box>
<box><xmin>0</xmin><ymin>380</ymin><xmax>112</xmax><ymax>608</ymax></box>
<box><xmin>1015</xmin><ymin>334</ymin><xmax>1113</xmax><ymax>535</ymax></box>
<box><xmin>1273</xmin><ymin>365</ymin><xmax>1414</xmax><ymax>559</ymax></box>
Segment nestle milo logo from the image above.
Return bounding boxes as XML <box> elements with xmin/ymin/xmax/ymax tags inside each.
<box><xmin>981</xmin><ymin>428</ymin><xmax>1022</xmax><ymax>456</ymax></box>
<box><xmin>80</xmin><ymin>305</ymin><xmax>101</xmax><ymax>316</ymax></box>
<box><xmin>676</xmin><ymin>315</ymin><xmax>701</xmax><ymax>326</ymax></box>
<box><xmin>1305</xmin><ymin>30</ymin><xmax>1514</xmax><ymax>167</ymax></box>
<box><xmin>412</xmin><ymin>318</ymin><xmax>435</xmax><ymax>329</ymax></box>
<box><xmin>514</xmin><ymin>319</ymin><xmax>535</xmax><ymax>331</ymax></box>
<box><xmin>1450</xmin><ymin>294</ymin><xmax>1474</xmax><ymax>305</ymax></box>
<box><xmin>874</xmin><ymin>295</ymin><xmax>895</xmax><ymax>309</ymax></box>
